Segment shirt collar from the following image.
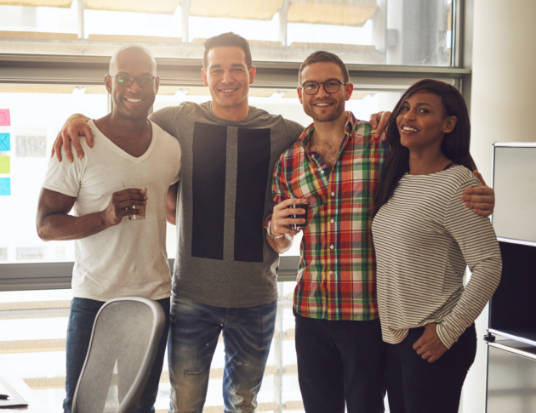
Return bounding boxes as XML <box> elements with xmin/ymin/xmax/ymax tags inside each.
<box><xmin>297</xmin><ymin>111</ymin><xmax>358</xmax><ymax>156</ymax></box>
<box><xmin>298</xmin><ymin>111</ymin><xmax>358</xmax><ymax>146</ymax></box>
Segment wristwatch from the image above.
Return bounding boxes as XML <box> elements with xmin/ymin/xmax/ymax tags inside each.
<box><xmin>266</xmin><ymin>219</ymin><xmax>284</xmax><ymax>239</ymax></box>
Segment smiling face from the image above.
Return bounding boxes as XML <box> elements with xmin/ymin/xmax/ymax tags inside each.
<box><xmin>297</xmin><ymin>61</ymin><xmax>353</xmax><ymax>123</ymax></box>
<box><xmin>396</xmin><ymin>91</ymin><xmax>457</xmax><ymax>152</ymax></box>
<box><xmin>106</xmin><ymin>47</ymin><xmax>159</xmax><ymax>121</ymax></box>
<box><xmin>202</xmin><ymin>46</ymin><xmax>256</xmax><ymax>119</ymax></box>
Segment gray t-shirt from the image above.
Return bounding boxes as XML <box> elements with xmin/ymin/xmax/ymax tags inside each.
<box><xmin>151</xmin><ymin>101</ymin><xmax>303</xmax><ymax>307</ymax></box>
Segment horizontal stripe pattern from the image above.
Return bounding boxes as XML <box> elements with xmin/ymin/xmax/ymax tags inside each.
<box><xmin>372</xmin><ymin>165</ymin><xmax>502</xmax><ymax>348</ymax></box>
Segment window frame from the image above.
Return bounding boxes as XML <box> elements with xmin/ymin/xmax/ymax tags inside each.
<box><xmin>0</xmin><ymin>0</ymin><xmax>473</xmax><ymax>290</ymax></box>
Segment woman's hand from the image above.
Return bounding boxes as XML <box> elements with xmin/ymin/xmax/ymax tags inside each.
<box><xmin>412</xmin><ymin>323</ymin><xmax>448</xmax><ymax>363</ymax></box>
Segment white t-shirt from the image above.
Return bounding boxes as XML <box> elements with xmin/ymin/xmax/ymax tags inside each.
<box><xmin>43</xmin><ymin>120</ymin><xmax>181</xmax><ymax>301</ymax></box>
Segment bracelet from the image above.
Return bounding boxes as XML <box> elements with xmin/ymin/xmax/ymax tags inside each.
<box><xmin>266</xmin><ymin>220</ymin><xmax>284</xmax><ymax>239</ymax></box>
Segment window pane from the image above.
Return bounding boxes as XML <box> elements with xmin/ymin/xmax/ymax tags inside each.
<box><xmin>0</xmin><ymin>85</ymin><xmax>106</xmax><ymax>263</ymax></box>
<box><xmin>84</xmin><ymin>9</ymin><xmax>181</xmax><ymax>39</ymax></box>
<box><xmin>0</xmin><ymin>281</ymin><xmax>305</xmax><ymax>412</ymax></box>
<box><xmin>0</xmin><ymin>0</ymin><xmax>455</xmax><ymax>67</ymax></box>
<box><xmin>0</xmin><ymin>4</ymin><xmax>77</xmax><ymax>34</ymax></box>
<box><xmin>0</xmin><ymin>79</ymin><xmax>410</xmax><ymax>264</ymax></box>
<box><xmin>0</xmin><ymin>84</ymin><xmax>182</xmax><ymax>263</ymax></box>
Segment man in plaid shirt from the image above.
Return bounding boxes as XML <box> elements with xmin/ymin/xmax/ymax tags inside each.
<box><xmin>265</xmin><ymin>51</ymin><xmax>495</xmax><ymax>413</ymax></box>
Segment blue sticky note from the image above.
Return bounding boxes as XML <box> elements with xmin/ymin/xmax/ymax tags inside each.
<box><xmin>0</xmin><ymin>177</ymin><xmax>10</xmax><ymax>195</ymax></box>
<box><xmin>0</xmin><ymin>133</ymin><xmax>10</xmax><ymax>151</ymax></box>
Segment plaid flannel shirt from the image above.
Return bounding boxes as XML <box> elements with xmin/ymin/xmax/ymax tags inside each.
<box><xmin>272</xmin><ymin>112</ymin><xmax>388</xmax><ymax>320</ymax></box>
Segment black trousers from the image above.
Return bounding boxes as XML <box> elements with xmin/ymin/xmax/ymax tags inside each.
<box><xmin>295</xmin><ymin>314</ymin><xmax>386</xmax><ymax>413</ymax></box>
<box><xmin>385</xmin><ymin>324</ymin><xmax>476</xmax><ymax>413</ymax></box>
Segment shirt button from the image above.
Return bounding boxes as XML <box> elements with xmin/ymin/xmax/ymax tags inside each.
<box><xmin>330</xmin><ymin>244</ymin><xmax>334</xmax><ymax>250</ymax></box>
<box><xmin>331</xmin><ymin>192</ymin><xmax>335</xmax><ymax>197</ymax></box>
<box><xmin>330</xmin><ymin>219</ymin><xmax>334</xmax><ymax>224</ymax></box>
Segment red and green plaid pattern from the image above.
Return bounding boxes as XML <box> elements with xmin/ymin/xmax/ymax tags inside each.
<box><xmin>272</xmin><ymin>112</ymin><xmax>388</xmax><ymax>320</ymax></box>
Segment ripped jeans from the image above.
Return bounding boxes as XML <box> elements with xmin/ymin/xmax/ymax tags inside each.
<box><xmin>167</xmin><ymin>295</ymin><xmax>276</xmax><ymax>413</ymax></box>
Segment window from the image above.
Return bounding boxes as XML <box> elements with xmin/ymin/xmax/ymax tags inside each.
<box><xmin>0</xmin><ymin>0</ymin><xmax>456</xmax><ymax>66</ymax></box>
<box><xmin>0</xmin><ymin>1</ymin><xmax>469</xmax><ymax>411</ymax></box>
<box><xmin>0</xmin><ymin>81</ymin><xmax>413</xmax><ymax>264</ymax></box>
<box><xmin>0</xmin><ymin>283</ymin><xmax>304</xmax><ymax>412</ymax></box>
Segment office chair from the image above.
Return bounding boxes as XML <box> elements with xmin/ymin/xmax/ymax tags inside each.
<box><xmin>71</xmin><ymin>297</ymin><xmax>165</xmax><ymax>413</ymax></box>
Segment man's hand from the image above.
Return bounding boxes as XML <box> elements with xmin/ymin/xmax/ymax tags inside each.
<box><xmin>102</xmin><ymin>188</ymin><xmax>147</xmax><ymax>227</ymax></box>
<box><xmin>266</xmin><ymin>198</ymin><xmax>307</xmax><ymax>254</ymax></box>
<box><xmin>51</xmin><ymin>114</ymin><xmax>93</xmax><ymax>162</ymax></box>
<box><xmin>369</xmin><ymin>111</ymin><xmax>391</xmax><ymax>141</ymax></box>
<box><xmin>271</xmin><ymin>198</ymin><xmax>308</xmax><ymax>238</ymax></box>
<box><xmin>460</xmin><ymin>170</ymin><xmax>495</xmax><ymax>217</ymax></box>
<box><xmin>412</xmin><ymin>323</ymin><xmax>448</xmax><ymax>363</ymax></box>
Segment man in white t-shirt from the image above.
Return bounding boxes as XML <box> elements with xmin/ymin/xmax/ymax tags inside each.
<box><xmin>36</xmin><ymin>45</ymin><xmax>181</xmax><ymax>413</ymax></box>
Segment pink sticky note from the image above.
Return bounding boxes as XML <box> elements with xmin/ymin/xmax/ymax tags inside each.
<box><xmin>0</xmin><ymin>109</ymin><xmax>10</xmax><ymax>126</ymax></box>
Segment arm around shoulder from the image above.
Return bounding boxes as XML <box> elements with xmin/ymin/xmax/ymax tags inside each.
<box><xmin>53</xmin><ymin>113</ymin><xmax>93</xmax><ymax>162</ymax></box>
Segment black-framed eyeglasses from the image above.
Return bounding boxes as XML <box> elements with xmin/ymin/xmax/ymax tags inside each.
<box><xmin>111</xmin><ymin>72</ymin><xmax>156</xmax><ymax>88</ymax></box>
<box><xmin>301</xmin><ymin>79</ymin><xmax>346</xmax><ymax>95</ymax></box>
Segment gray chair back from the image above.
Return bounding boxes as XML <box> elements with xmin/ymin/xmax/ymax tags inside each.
<box><xmin>71</xmin><ymin>297</ymin><xmax>165</xmax><ymax>413</ymax></box>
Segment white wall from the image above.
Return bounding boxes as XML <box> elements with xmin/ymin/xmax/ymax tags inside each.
<box><xmin>463</xmin><ymin>1</ymin><xmax>536</xmax><ymax>412</ymax></box>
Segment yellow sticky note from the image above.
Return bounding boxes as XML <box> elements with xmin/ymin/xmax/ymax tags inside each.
<box><xmin>0</xmin><ymin>156</ymin><xmax>10</xmax><ymax>173</ymax></box>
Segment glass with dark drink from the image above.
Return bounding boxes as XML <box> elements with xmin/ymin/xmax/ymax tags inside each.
<box><xmin>289</xmin><ymin>202</ymin><xmax>308</xmax><ymax>231</ymax></box>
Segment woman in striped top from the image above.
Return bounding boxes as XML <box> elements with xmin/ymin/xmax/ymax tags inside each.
<box><xmin>371</xmin><ymin>79</ymin><xmax>502</xmax><ymax>413</ymax></box>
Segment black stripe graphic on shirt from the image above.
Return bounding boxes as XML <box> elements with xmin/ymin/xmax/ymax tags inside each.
<box><xmin>192</xmin><ymin>122</ymin><xmax>226</xmax><ymax>260</ymax></box>
<box><xmin>235</xmin><ymin>127</ymin><xmax>271</xmax><ymax>262</ymax></box>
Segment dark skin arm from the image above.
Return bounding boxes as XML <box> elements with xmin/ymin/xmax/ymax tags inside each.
<box><xmin>52</xmin><ymin>112</ymin><xmax>495</xmax><ymax>216</ymax></box>
<box><xmin>53</xmin><ymin>111</ymin><xmax>392</xmax><ymax>162</ymax></box>
<box><xmin>413</xmin><ymin>323</ymin><xmax>448</xmax><ymax>363</ymax></box>
<box><xmin>166</xmin><ymin>182</ymin><xmax>178</xmax><ymax>225</ymax></box>
<box><xmin>36</xmin><ymin>188</ymin><xmax>146</xmax><ymax>240</ymax></box>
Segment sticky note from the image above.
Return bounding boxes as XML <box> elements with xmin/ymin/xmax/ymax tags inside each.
<box><xmin>16</xmin><ymin>132</ymin><xmax>47</xmax><ymax>157</ymax></box>
<box><xmin>0</xmin><ymin>133</ymin><xmax>10</xmax><ymax>151</ymax></box>
<box><xmin>0</xmin><ymin>109</ymin><xmax>10</xmax><ymax>126</ymax></box>
<box><xmin>0</xmin><ymin>177</ymin><xmax>10</xmax><ymax>195</ymax></box>
<box><xmin>0</xmin><ymin>156</ymin><xmax>9</xmax><ymax>173</ymax></box>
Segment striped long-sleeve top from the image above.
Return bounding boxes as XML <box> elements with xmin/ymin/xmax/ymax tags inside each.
<box><xmin>371</xmin><ymin>165</ymin><xmax>502</xmax><ymax>348</ymax></box>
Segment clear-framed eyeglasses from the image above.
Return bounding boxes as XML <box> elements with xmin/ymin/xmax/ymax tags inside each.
<box><xmin>300</xmin><ymin>79</ymin><xmax>346</xmax><ymax>95</ymax></box>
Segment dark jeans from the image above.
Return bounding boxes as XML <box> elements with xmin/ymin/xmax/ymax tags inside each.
<box><xmin>295</xmin><ymin>314</ymin><xmax>386</xmax><ymax>413</ymax></box>
<box><xmin>385</xmin><ymin>323</ymin><xmax>476</xmax><ymax>413</ymax></box>
<box><xmin>63</xmin><ymin>296</ymin><xmax>170</xmax><ymax>413</ymax></box>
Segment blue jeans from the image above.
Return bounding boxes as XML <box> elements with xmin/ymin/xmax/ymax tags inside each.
<box><xmin>167</xmin><ymin>295</ymin><xmax>276</xmax><ymax>413</ymax></box>
<box><xmin>63</xmin><ymin>297</ymin><xmax>170</xmax><ymax>413</ymax></box>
